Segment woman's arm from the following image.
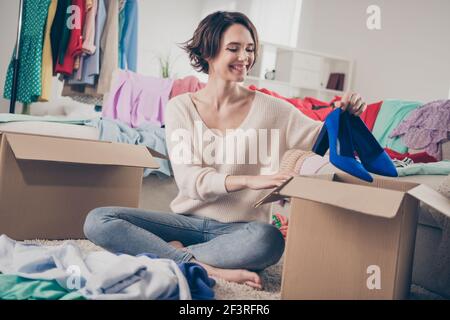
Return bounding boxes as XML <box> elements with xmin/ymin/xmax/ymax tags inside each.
<box><xmin>225</xmin><ymin>173</ymin><xmax>295</xmax><ymax>192</ymax></box>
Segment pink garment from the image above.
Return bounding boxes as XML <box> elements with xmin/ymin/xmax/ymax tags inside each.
<box><xmin>82</xmin><ymin>0</ymin><xmax>98</xmax><ymax>54</ymax></box>
<box><xmin>170</xmin><ymin>75</ymin><xmax>206</xmax><ymax>98</ymax></box>
<box><xmin>103</xmin><ymin>70</ymin><xmax>174</xmax><ymax>128</ymax></box>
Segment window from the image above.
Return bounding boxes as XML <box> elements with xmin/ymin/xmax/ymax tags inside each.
<box><xmin>201</xmin><ymin>0</ymin><xmax>303</xmax><ymax>48</ymax></box>
<box><xmin>248</xmin><ymin>0</ymin><xmax>302</xmax><ymax>48</ymax></box>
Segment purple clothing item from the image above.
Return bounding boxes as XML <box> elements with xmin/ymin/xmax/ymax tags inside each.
<box><xmin>103</xmin><ymin>70</ymin><xmax>174</xmax><ymax>128</ymax></box>
<box><xmin>390</xmin><ymin>100</ymin><xmax>450</xmax><ymax>160</ymax></box>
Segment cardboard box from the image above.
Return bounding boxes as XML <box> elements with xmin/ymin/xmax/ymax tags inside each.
<box><xmin>0</xmin><ymin>131</ymin><xmax>163</xmax><ymax>240</ymax></box>
<box><xmin>255</xmin><ymin>173</ymin><xmax>450</xmax><ymax>300</ymax></box>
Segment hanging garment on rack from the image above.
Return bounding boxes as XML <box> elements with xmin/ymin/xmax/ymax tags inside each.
<box><xmin>70</xmin><ymin>0</ymin><xmax>96</xmax><ymax>80</ymax></box>
<box><xmin>61</xmin><ymin>82</ymin><xmax>104</xmax><ymax>104</ymax></box>
<box><xmin>55</xmin><ymin>0</ymin><xmax>87</xmax><ymax>75</ymax></box>
<box><xmin>82</xmin><ymin>0</ymin><xmax>98</xmax><ymax>55</ymax></box>
<box><xmin>119</xmin><ymin>0</ymin><xmax>138</xmax><ymax>72</ymax></box>
<box><xmin>102</xmin><ymin>70</ymin><xmax>174</xmax><ymax>128</ymax></box>
<box><xmin>50</xmin><ymin>0</ymin><xmax>71</xmax><ymax>69</ymax></box>
<box><xmin>39</xmin><ymin>0</ymin><xmax>59</xmax><ymax>102</ymax></box>
<box><xmin>96</xmin><ymin>0</ymin><xmax>119</xmax><ymax>94</ymax></box>
<box><xmin>67</xmin><ymin>0</ymin><xmax>106</xmax><ymax>86</ymax></box>
<box><xmin>3</xmin><ymin>0</ymin><xmax>52</xmax><ymax>104</ymax></box>
<box><xmin>55</xmin><ymin>0</ymin><xmax>74</xmax><ymax>68</ymax></box>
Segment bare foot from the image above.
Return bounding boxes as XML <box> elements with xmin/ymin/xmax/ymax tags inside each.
<box><xmin>193</xmin><ymin>260</ymin><xmax>263</xmax><ymax>290</ymax></box>
<box><xmin>168</xmin><ymin>240</ymin><xmax>185</xmax><ymax>249</ymax></box>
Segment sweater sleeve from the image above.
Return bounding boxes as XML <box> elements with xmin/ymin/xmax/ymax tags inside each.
<box><xmin>165</xmin><ymin>99</ymin><xmax>229</xmax><ymax>202</ymax></box>
<box><xmin>285</xmin><ymin>104</ymin><xmax>324</xmax><ymax>151</ymax></box>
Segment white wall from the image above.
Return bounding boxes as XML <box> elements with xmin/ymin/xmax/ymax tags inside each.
<box><xmin>297</xmin><ymin>0</ymin><xmax>450</xmax><ymax>103</ymax></box>
<box><xmin>138</xmin><ymin>0</ymin><xmax>204</xmax><ymax>79</ymax></box>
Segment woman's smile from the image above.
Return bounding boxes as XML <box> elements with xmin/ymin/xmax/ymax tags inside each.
<box><xmin>229</xmin><ymin>63</ymin><xmax>247</xmax><ymax>74</ymax></box>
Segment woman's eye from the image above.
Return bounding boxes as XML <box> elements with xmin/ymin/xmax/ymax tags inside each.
<box><xmin>227</xmin><ymin>48</ymin><xmax>254</xmax><ymax>53</ymax></box>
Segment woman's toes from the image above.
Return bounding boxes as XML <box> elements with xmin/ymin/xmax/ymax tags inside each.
<box><xmin>242</xmin><ymin>270</ymin><xmax>263</xmax><ymax>289</ymax></box>
<box><xmin>245</xmin><ymin>280</ymin><xmax>263</xmax><ymax>290</ymax></box>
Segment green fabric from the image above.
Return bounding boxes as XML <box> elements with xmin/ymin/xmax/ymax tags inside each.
<box><xmin>0</xmin><ymin>114</ymin><xmax>95</xmax><ymax>124</ymax></box>
<box><xmin>372</xmin><ymin>100</ymin><xmax>422</xmax><ymax>153</ymax></box>
<box><xmin>397</xmin><ymin>161</ymin><xmax>450</xmax><ymax>177</ymax></box>
<box><xmin>0</xmin><ymin>274</ymin><xmax>85</xmax><ymax>300</ymax></box>
<box><xmin>3</xmin><ymin>0</ymin><xmax>52</xmax><ymax>104</ymax></box>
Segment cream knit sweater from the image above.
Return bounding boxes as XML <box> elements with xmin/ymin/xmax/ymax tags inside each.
<box><xmin>165</xmin><ymin>90</ymin><xmax>324</xmax><ymax>223</ymax></box>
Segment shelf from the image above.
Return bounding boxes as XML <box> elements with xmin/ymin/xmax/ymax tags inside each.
<box><xmin>259</xmin><ymin>41</ymin><xmax>352</xmax><ymax>62</ymax></box>
<box><xmin>248</xmin><ymin>41</ymin><xmax>353</xmax><ymax>99</ymax></box>
<box><xmin>319</xmin><ymin>88</ymin><xmax>345</xmax><ymax>95</ymax></box>
<box><xmin>245</xmin><ymin>76</ymin><xmax>292</xmax><ymax>87</ymax></box>
<box><xmin>244</xmin><ymin>76</ymin><xmax>345</xmax><ymax>96</ymax></box>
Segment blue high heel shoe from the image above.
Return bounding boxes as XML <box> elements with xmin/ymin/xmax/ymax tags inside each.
<box><xmin>312</xmin><ymin>109</ymin><xmax>373</xmax><ymax>182</ymax></box>
<box><xmin>345</xmin><ymin>112</ymin><xmax>398</xmax><ymax>177</ymax></box>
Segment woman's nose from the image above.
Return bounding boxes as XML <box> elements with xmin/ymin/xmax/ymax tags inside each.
<box><xmin>238</xmin><ymin>51</ymin><xmax>249</xmax><ymax>62</ymax></box>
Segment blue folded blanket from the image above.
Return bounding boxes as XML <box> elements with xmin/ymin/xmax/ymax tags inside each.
<box><xmin>86</xmin><ymin>118</ymin><xmax>172</xmax><ymax>179</ymax></box>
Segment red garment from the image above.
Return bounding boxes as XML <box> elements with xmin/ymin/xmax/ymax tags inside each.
<box><xmin>303</xmin><ymin>96</ymin><xmax>335</xmax><ymax>121</ymax></box>
<box><xmin>317</xmin><ymin>96</ymin><xmax>382</xmax><ymax>130</ymax></box>
<box><xmin>360</xmin><ymin>101</ymin><xmax>382</xmax><ymax>131</ymax></box>
<box><xmin>55</xmin><ymin>0</ymin><xmax>86</xmax><ymax>75</ymax></box>
<box><xmin>248</xmin><ymin>85</ymin><xmax>322</xmax><ymax>120</ymax></box>
<box><xmin>384</xmin><ymin>148</ymin><xmax>438</xmax><ymax>163</ymax></box>
<box><xmin>248</xmin><ymin>86</ymin><xmax>383</xmax><ymax>127</ymax></box>
<box><xmin>169</xmin><ymin>76</ymin><xmax>206</xmax><ymax>98</ymax></box>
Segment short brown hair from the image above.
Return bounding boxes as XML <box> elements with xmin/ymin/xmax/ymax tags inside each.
<box><xmin>180</xmin><ymin>11</ymin><xmax>259</xmax><ymax>74</ymax></box>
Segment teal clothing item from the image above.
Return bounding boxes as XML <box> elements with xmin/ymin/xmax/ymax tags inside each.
<box><xmin>0</xmin><ymin>114</ymin><xmax>98</xmax><ymax>124</ymax></box>
<box><xmin>0</xmin><ymin>274</ymin><xmax>85</xmax><ymax>300</ymax></box>
<box><xmin>119</xmin><ymin>0</ymin><xmax>138</xmax><ymax>71</ymax></box>
<box><xmin>372</xmin><ymin>100</ymin><xmax>422</xmax><ymax>153</ymax></box>
<box><xmin>119</xmin><ymin>2</ymin><xmax>126</xmax><ymax>67</ymax></box>
<box><xmin>397</xmin><ymin>161</ymin><xmax>450</xmax><ymax>177</ymax></box>
<box><xmin>3</xmin><ymin>0</ymin><xmax>52</xmax><ymax>104</ymax></box>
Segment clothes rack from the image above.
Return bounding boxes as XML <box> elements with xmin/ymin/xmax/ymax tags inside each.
<box><xmin>9</xmin><ymin>0</ymin><xmax>24</xmax><ymax>114</ymax></box>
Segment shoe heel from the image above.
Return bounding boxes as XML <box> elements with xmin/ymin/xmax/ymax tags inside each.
<box><xmin>327</xmin><ymin>110</ymin><xmax>373</xmax><ymax>182</ymax></box>
<box><xmin>312</xmin><ymin>124</ymin><xmax>329</xmax><ymax>156</ymax></box>
<box><xmin>348</xmin><ymin>114</ymin><xmax>398</xmax><ymax>177</ymax></box>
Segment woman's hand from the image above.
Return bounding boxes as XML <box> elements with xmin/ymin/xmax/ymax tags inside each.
<box><xmin>245</xmin><ymin>173</ymin><xmax>294</xmax><ymax>190</ymax></box>
<box><xmin>334</xmin><ymin>92</ymin><xmax>367</xmax><ymax>116</ymax></box>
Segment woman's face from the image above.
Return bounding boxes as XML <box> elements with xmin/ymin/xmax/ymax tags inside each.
<box><xmin>207</xmin><ymin>23</ymin><xmax>255</xmax><ymax>82</ymax></box>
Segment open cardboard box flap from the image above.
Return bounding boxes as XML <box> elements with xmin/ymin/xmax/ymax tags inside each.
<box><xmin>2</xmin><ymin>132</ymin><xmax>160</xmax><ymax>169</ymax></box>
<box><xmin>407</xmin><ymin>184</ymin><xmax>450</xmax><ymax>217</ymax></box>
<box><xmin>254</xmin><ymin>173</ymin><xmax>450</xmax><ymax>219</ymax></box>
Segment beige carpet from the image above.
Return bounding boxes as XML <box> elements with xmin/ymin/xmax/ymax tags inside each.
<box><xmin>21</xmin><ymin>239</ymin><xmax>445</xmax><ymax>300</ymax></box>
